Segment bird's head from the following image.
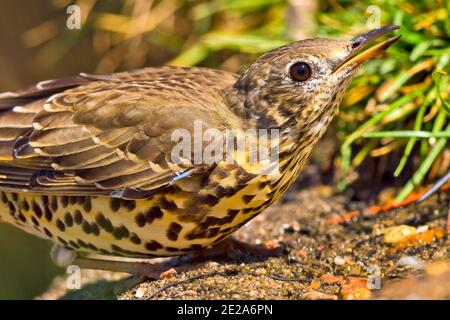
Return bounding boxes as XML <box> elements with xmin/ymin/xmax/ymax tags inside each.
<box><xmin>232</xmin><ymin>25</ymin><xmax>400</xmax><ymax>140</ymax></box>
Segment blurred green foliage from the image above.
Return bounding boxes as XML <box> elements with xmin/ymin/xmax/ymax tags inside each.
<box><xmin>0</xmin><ymin>224</ymin><xmax>60</xmax><ymax>299</ymax></box>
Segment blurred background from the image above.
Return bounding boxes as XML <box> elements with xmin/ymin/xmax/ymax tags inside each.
<box><xmin>0</xmin><ymin>0</ymin><xmax>448</xmax><ymax>299</ymax></box>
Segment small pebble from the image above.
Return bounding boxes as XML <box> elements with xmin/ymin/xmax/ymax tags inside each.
<box><xmin>384</xmin><ymin>225</ymin><xmax>417</xmax><ymax>244</ymax></box>
<box><xmin>159</xmin><ymin>268</ymin><xmax>177</xmax><ymax>279</ymax></box>
<box><xmin>334</xmin><ymin>256</ymin><xmax>346</xmax><ymax>266</ymax></box>
<box><xmin>302</xmin><ymin>291</ymin><xmax>338</xmax><ymax>300</ymax></box>
<box><xmin>416</xmin><ymin>225</ymin><xmax>429</xmax><ymax>233</ymax></box>
<box><xmin>135</xmin><ymin>287</ymin><xmax>145</xmax><ymax>298</ymax></box>
<box><xmin>396</xmin><ymin>256</ymin><xmax>426</xmax><ymax>270</ymax></box>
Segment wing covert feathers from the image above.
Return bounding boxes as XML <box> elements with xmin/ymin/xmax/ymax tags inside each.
<box><xmin>0</xmin><ymin>67</ymin><xmax>240</xmax><ymax>198</ymax></box>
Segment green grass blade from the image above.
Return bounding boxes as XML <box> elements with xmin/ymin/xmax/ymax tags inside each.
<box><xmin>363</xmin><ymin>130</ymin><xmax>450</xmax><ymax>138</ymax></box>
<box><xmin>394</xmin><ymin>94</ymin><xmax>429</xmax><ymax>176</ymax></box>
<box><xmin>340</xmin><ymin>90</ymin><xmax>424</xmax><ymax>170</ymax></box>
<box><xmin>394</xmin><ymin>123</ymin><xmax>450</xmax><ymax>202</ymax></box>
<box><xmin>433</xmin><ymin>70</ymin><xmax>450</xmax><ymax>115</ymax></box>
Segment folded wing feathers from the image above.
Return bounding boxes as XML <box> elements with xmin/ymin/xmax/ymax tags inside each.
<box><xmin>0</xmin><ymin>67</ymin><xmax>238</xmax><ymax>198</ymax></box>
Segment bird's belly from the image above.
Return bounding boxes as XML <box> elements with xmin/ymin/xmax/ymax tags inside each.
<box><xmin>0</xmin><ymin>182</ymin><xmax>277</xmax><ymax>257</ymax></box>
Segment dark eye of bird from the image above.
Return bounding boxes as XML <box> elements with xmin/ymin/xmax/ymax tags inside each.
<box><xmin>289</xmin><ymin>62</ymin><xmax>312</xmax><ymax>82</ymax></box>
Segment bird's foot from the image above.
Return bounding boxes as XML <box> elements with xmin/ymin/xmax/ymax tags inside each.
<box><xmin>50</xmin><ymin>244</ymin><xmax>78</xmax><ymax>267</ymax></box>
<box><xmin>188</xmin><ymin>237</ymin><xmax>286</xmax><ymax>261</ymax></box>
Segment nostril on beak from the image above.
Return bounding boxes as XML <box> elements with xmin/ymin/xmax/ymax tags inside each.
<box><xmin>351</xmin><ymin>41</ymin><xmax>361</xmax><ymax>49</ymax></box>
<box><xmin>350</xmin><ymin>25</ymin><xmax>400</xmax><ymax>51</ymax></box>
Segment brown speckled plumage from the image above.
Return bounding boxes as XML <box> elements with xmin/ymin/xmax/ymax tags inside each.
<box><xmin>0</xmin><ymin>27</ymin><xmax>399</xmax><ymax>257</ymax></box>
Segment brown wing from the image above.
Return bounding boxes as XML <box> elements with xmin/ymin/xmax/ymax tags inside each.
<box><xmin>0</xmin><ymin>66</ymin><xmax>240</xmax><ymax>199</ymax></box>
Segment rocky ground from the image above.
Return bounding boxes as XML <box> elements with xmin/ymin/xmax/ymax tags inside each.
<box><xmin>38</xmin><ymin>178</ymin><xmax>450</xmax><ymax>300</ymax></box>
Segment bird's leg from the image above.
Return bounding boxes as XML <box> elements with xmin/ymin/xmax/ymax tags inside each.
<box><xmin>50</xmin><ymin>244</ymin><xmax>206</xmax><ymax>279</ymax></box>
<box><xmin>49</xmin><ymin>237</ymin><xmax>285</xmax><ymax>280</ymax></box>
<box><xmin>73</xmin><ymin>257</ymin><xmax>168</xmax><ymax>279</ymax></box>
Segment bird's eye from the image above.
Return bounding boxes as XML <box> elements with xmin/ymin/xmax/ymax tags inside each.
<box><xmin>289</xmin><ymin>62</ymin><xmax>312</xmax><ymax>82</ymax></box>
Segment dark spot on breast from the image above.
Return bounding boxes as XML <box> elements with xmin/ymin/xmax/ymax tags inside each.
<box><xmin>258</xmin><ymin>180</ymin><xmax>270</xmax><ymax>189</ymax></box>
<box><xmin>91</xmin><ymin>223</ymin><xmax>100</xmax><ymax>236</ymax></box>
<box><xmin>144</xmin><ymin>207</ymin><xmax>164</xmax><ymax>224</ymax></box>
<box><xmin>82</xmin><ymin>221</ymin><xmax>91</xmax><ymax>234</ymax></box>
<box><xmin>189</xmin><ymin>244</ymin><xmax>203</xmax><ymax>250</ymax></box>
<box><xmin>7</xmin><ymin>202</ymin><xmax>15</xmax><ymax>216</ymax></box>
<box><xmin>112</xmin><ymin>225</ymin><xmax>129</xmax><ymax>240</ymax></box>
<box><xmin>130</xmin><ymin>233</ymin><xmax>141</xmax><ymax>245</ymax></box>
<box><xmin>1</xmin><ymin>192</ymin><xmax>7</xmax><ymax>203</ymax></box>
<box><xmin>83</xmin><ymin>197</ymin><xmax>92</xmax><ymax>212</ymax></box>
<box><xmin>135</xmin><ymin>213</ymin><xmax>146</xmax><ymax>227</ymax></box>
<box><xmin>111</xmin><ymin>244</ymin><xmax>124</xmax><ymax>253</ymax></box>
<box><xmin>122</xmin><ymin>199</ymin><xmax>136</xmax><ymax>211</ymax></box>
<box><xmin>167</xmin><ymin>222</ymin><xmax>182</xmax><ymax>241</ymax></box>
<box><xmin>41</xmin><ymin>195</ymin><xmax>49</xmax><ymax>206</ymax></box>
<box><xmin>43</xmin><ymin>228</ymin><xmax>53</xmax><ymax>238</ymax></box>
<box><xmin>56</xmin><ymin>219</ymin><xmax>65</xmax><ymax>232</ymax></box>
<box><xmin>43</xmin><ymin>204</ymin><xmax>52</xmax><ymax>221</ymax></box>
<box><xmin>200</xmin><ymin>194</ymin><xmax>220</xmax><ymax>206</ymax></box>
<box><xmin>242</xmin><ymin>194</ymin><xmax>256</xmax><ymax>204</ymax></box>
<box><xmin>11</xmin><ymin>193</ymin><xmax>18</xmax><ymax>201</ymax></box>
<box><xmin>69</xmin><ymin>196</ymin><xmax>77</xmax><ymax>205</ymax></box>
<box><xmin>215</xmin><ymin>185</ymin><xmax>239</xmax><ymax>198</ymax></box>
<box><xmin>99</xmin><ymin>249</ymin><xmax>111</xmax><ymax>255</ymax></box>
<box><xmin>145</xmin><ymin>240</ymin><xmax>163</xmax><ymax>251</ymax></box>
<box><xmin>159</xmin><ymin>198</ymin><xmax>177</xmax><ymax>211</ymax></box>
<box><xmin>87</xmin><ymin>243</ymin><xmax>98</xmax><ymax>251</ymax></box>
<box><xmin>76</xmin><ymin>196</ymin><xmax>84</xmax><ymax>206</ymax></box>
<box><xmin>31</xmin><ymin>216</ymin><xmax>40</xmax><ymax>227</ymax></box>
<box><xmin>185</xmin><ymin>229</ymin><xmax>207</xmax><ymax>240</ymax></box>
<box><xmin>57</xmin><ymin>237</ymin><xmax>67</xmax><ymax>245</ymax></box>
<box><xmin>68</xmin><ymin>240</ymin><xmax>80</xmax><ymax>249</ymax></box>
<box><xmin>110</xmin><ymin>198</ymin><xmax>120</xmax><ymax>212</ymax></box>
<box><xmin>205</xmin><ymin>216</ymin><xmax>224</xmax><ymax>226</ymax></box>
<box><xmin>61</xmin><ymin>196</ymin><xmax>69</xmax><ymax>208</ymax></box>
<box><xmin>243</xmin><ymin>208</ymin><xmax>252</xmax><ymax>214</ymax></box>
<box><xmin>221</xmin><ymin>227</ymin><xmax>232</xmax><ymax>234</ymax></box>
<box><xmin>102</xmin><ymin>218</ymin><xmax>113</xmax><ymax>233</ymax></box>
<box><xmin>227</xmin><ymin>209</ymin><xmax>240</xmax><ymax>219</ymax></box>
<box><xmin>95</xmin><ymin>213</ymin><xmax>111</xmax><ymax>233</ymax></box>
<box><xmin>74</xmin><ymin>210</ymin><xmax>83</xmax><ymax>225</ymax></box>
<box><xmin>21</xmin><ymin>200</ymin><xmax>30</xmax><ymax>212</ymax></box>
<box><xmin>32</xmin><ymin>201</ymin><xmax>43</xmax><ymax>218</ymax></box>
<box><xmin>64</xmin><ymin>212</ymin><xmax>73</xmax><ymax>227</ymax></box>
<box><xmin>42</xmin><ymin>204</ymin><xmax>53</xmax><ymax>220</ymax></box>
<box><xmin>165</xmin><ymin>247</ymin><xmax>179</xmax><ymax>252</ymax></box>
<box><xmin>211</xmin><ymin>233</ymin><xmax>229</xmax><ymax>245</ymax></box>
<box><xmin>77</xmin><ymin>239</ymin><xmax>88</xmax><ymax>248</ymax></box>
<box><xmin>50</xmin><ymin>196</ymin><xmax>58</xmax><ymax>212</ymax></box>
<box><xmin>208</xmin><ymin>227</ymin><xmax>220</xmax><ymax>238</ymax></box>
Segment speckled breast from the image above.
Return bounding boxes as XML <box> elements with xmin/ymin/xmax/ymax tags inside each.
<box><xmin>0</xmin><ymin>161</ymin><xmax>299</xmax><ymax>257</ymax></box>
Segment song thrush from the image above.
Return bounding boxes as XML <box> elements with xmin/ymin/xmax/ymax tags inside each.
<box><xmin>0</xmin><ymin>26</ymin><xmax>400</xmax><ymax>274</ymax></box>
